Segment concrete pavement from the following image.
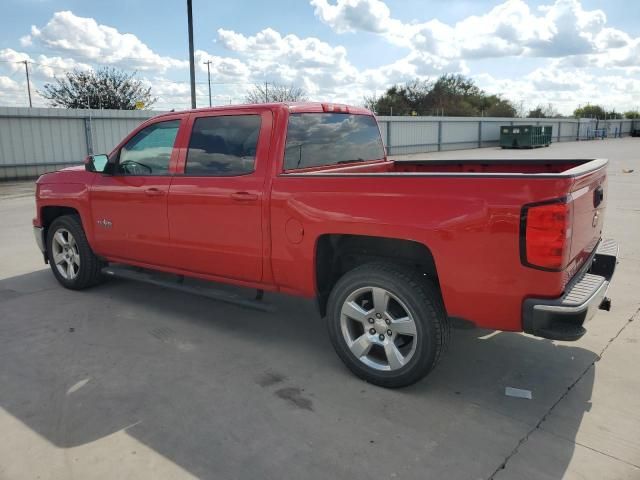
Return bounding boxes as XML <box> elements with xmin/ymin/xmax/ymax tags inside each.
<box><xmin>0</xmin><ymin>138</ymin><xmax>638</xmax><ymax>479</ymax></box>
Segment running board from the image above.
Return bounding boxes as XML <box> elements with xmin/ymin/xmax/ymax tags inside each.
<box><xmin>102</xmin><ymin>265</ymin><xmax>275</xmax><ymax>313</ymax></box>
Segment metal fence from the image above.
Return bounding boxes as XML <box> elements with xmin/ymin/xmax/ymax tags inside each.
<box><xmin>0</xmin><ymin>107</ymin><xmax>163</xmax><ymax>180</ymax></box>
<box><xmin>0</xmin><ymin>107</ymin><xmax>637</xmax><ymax>180</ymax></box>
<box><xmin>377</xmin><ymin>116</ymin><xmax>636</xmax><ymax>155</ymax></box>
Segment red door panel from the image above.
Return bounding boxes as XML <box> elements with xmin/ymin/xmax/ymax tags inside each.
<box><xmin>167</xmin><ymin>110</ymin><xmax>272</xmax><ymax>283</ymax></box>
<box><xmin>90</xmin><ymin>116</ymin><xmax>184</xmax><ymax>266</ymax></box>
<box><xmin>168</xmin><ymin>176</ymin><xmax>264</xmax><ymax>281</ymax></box>
<box><xmin>91</xmin><ymin>175</ymin><xmax>172</xmax><ymax>265</ymax></box>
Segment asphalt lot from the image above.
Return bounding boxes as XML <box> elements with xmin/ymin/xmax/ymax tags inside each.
<box><xmin>0</xmin><ymin>138</ymin><xmax>639</xmax><ymax>480</ymax></box>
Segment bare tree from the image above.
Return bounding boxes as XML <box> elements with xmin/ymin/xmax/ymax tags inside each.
<box><xmin>528</xmin><ymin>103</ymin><xmax>560</xmax><ymax>118</ymax></box>
<box><xmin>363</xmin><ymin>94</ymin><xmax>378</xmax><ymax>113</ymax></box>
<box><xmin>245</xmin><ymin>83</ymin><xmax>308</xmax><ymax>103</ymax></box>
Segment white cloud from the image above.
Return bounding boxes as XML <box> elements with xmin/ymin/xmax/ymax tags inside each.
<box><xmin>1</xmin><ymin>3</ymin><xmax>638</xmax><ymax>113</ymax></box>
<box><xmin>217</xmin><ymin>27</ymin><xmax>350</xmax><ymax>69</ymax></box>
<box><xmin>1</xmin><ymin>48</ymin><xmax>92</xmax><ymax>80</ymax></box>
<box><xmin>475</xmin><ymin>65</ymin><xmax>640</xmax><ymax>114</ymax></box>
<box><xmin>310</xmin><ymin>0</ymin><xmax>401</xmax><ymax>34</ymax></box>
<box><xmin>312</xmin><ymin>0</ymin><xmax>639</xmax><ymax>65</ymax></box>
<box><xmin>307</xmin><ymin>0</ymin><xmax>639</xmax><ymax>112</ymax></box>
<box><xmin>0</xmin><ymin>48</ymin><xmax>32</xmax><ymax>66</ymax></box>
<box><xmin>0</xmin><ymin>76</ymin><xmax>25</xmax><ymax>106</ymax></box>
<box><xmin>0</xmin><ymin>73</ymin><xmax>49</xmax><ymax>107</ymax></box>
<box><xmin>195</xmin><ymin>50</ymin><xmax>251</xmax><ymax>81</ymax></box>
<box><xmin>22</xmin><ymin>11</ymin><xmax>188</xmax><ymax>72</ymax></box>
<box><xmin>214</xmin><ymin>27</ymin><xmax>358</xmax><ymax>92</ymax></box>
<box><xmin>208</xmin><ymin>26</ymin><xmax>466</xmax><ymax>104</ymax></box>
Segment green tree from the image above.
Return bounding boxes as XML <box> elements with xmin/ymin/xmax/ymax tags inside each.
<box><xmin>483</xmin><ymin>96</ymin><xmax>517</xmax><ymax>117</ymax></box>
<box><xmin>624</xmin><ymin>110</ymin><xmax>640</xmax><ymax>119</ymax></box>
<box><xmin>365</xmin><ymin>80</ymin><xmax>429</xmax><ymax>116</ymax></box>
<box><xmin>40</xmin><ymin>67</ymin><xmax>156</xmax><ymax>109</ymax></box>
<box><xmin>573</xmin><ymin>105</ymin><xmax>623</xmax><ymax>120</ymax></box>
<box><xmin>365</xmin><ymin>74</ymin><xmax>516</xmax><ymax>117</ymax></box>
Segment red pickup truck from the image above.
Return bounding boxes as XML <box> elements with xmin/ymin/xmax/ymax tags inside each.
<box><xmin>33</xmin><ymin>102</ymin><xmax>618</xmax><ymax>387</ymax></box>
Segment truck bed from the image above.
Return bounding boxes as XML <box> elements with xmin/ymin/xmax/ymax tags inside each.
<box><xmin>391</xmin><ymin>159</ymin><xmax>597</xmax><ymax>175</ymax></box>
<box><xmin>297</xmin><ymin>158</ymin><xmax>605</xmax><ymax>176</ymax></box>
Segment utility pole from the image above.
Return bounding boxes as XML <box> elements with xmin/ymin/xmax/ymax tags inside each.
<box><xmin>22</xmin><ymin>60</ymin><xmax>32</xmax><ymax>108</ymax></box>
<box><xmin>203</xmin><ymin>60</ymin><xmax>212</xmax><ymax>107</ymax></box>
<box><xmin>264</xmin><ymin>81</ymin><xmax>268</xmax><ymax>103</ymax></box>
<box><xmin>187</xmin><ymin>0</ymin><xmax>196</xmax><ymax>109</ymax></box>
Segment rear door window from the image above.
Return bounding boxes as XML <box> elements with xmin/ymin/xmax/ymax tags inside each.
<box><xmin>185</xmin><ymin>115</ymin><xmax>261</xmax><ymax>176</ymax></box>
<box><xmin>284</xmin><ymin>113</ymin><xmax>384</xmax><ymax>170</ymax></box>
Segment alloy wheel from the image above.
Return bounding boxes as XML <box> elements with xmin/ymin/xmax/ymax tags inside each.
<box><xmin>340</xmin><ymin>286</ymin><xmax>418</xmax><ymax>371</ymax></box>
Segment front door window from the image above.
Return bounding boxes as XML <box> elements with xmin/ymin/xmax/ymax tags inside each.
<box><xmin>118</xmin><ymin>120</ymin><xmax>180</xmax><ymax>176</ymax></box>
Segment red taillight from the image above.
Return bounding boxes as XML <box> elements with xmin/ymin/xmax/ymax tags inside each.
<box><xmin>522</xmin><ymin>200</ymin><xmax>572</xmax><ymax>270</ymax></box>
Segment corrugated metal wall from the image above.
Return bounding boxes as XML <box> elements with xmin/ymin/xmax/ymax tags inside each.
<box><xmin>0</xmin><ymin>107</ymin><xmax>636</xmax><ymax>180</ymax></box>
<box><xmin>377</xmin><ymin>116</ymin><xmax>636</xmax><ymax>155</ymax></box>
<box><xmin>0</xmin><ymin>107</ymin><xmax>164</xmax><ymax>180</ymax></box>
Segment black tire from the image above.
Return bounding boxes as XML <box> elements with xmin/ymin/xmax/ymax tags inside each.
<box><xmin>326</xmin><ymin>262</ymin><xmax>450</xmax><ymax>388</ymax></box>
<box><xmin>46</xmin><ymin>215</ymin><xmax>105</xmax><ymax>290</ymax></box>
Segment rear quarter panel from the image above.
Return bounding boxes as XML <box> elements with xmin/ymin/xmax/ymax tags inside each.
<box><xmin>270</xmin><ymin>173</ymin><xmax>574</xmax><ymax>331</ymax></box>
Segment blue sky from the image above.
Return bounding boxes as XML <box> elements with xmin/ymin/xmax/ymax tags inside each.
<box><xmin>1</xmin><ymin>0</ymin><xmax>639</xmax><ymax>113</ymax></box>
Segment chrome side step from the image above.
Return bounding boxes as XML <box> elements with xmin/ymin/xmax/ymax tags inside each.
<box><xmin>102</xmin><ymin>265</ymin><xmax>275</xmax><ymax>313</ymax></box>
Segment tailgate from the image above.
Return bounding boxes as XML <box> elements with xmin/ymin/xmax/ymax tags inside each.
<box><xmin>568</xmin><ymin>161</ymin><xmax>607</xmax><ymax>272</ymax></box>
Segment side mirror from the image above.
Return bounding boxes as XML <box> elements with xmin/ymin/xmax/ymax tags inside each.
<box><xmin>85</xmin><ymin>154</ymin><xmax>110</xmax><ymax>173</ymax></box>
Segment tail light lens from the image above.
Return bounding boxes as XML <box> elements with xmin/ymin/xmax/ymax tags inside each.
<box><xmin>521</xmin><ymin>200</ymin><xmax>572</xmax><ymax>270</ymax></box>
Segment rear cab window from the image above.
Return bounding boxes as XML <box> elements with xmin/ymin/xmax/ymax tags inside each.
<box><xmin>283</xmin><ymin>113</ymin><xmax>384</xmax><ymax>171</ymax></box>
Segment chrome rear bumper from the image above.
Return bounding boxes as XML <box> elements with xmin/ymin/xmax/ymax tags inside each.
<box><xmin>522</xmin><ymin>239</ymin><xmax>618</xmax><ymax>341</ymax></box>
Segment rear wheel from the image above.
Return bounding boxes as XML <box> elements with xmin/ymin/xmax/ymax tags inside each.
<box><xmin>47</xmin><ymin>215</ymin><xmax>104</xmax><ymax>289</ymax></box>
<box><xmin>326</xmin><ymin>262</ymin><xmax>449</xmax><ymax>388</ymax></box>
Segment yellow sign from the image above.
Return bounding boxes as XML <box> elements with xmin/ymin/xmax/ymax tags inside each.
<box><xmin>135</xmin><ymin>101</ymin><xmax>145</xmax><ymax>110</ymax></box>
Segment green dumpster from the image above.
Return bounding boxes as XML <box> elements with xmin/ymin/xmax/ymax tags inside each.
<box><xmin>500</xmin><ymin>125</ymin><xmax>552</xmax><ymax>149</ymax></box>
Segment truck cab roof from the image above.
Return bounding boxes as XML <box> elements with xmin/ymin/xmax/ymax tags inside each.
<box><xmin>154</xmin><ymin>102</ymin><xmax>373</xmax><ymax>119</ymax></box>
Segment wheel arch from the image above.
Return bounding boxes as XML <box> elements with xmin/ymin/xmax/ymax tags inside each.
<box><xmin>315</xmin><ymin>234</ymin><xmax>441</xmax><ymax>317</ymax></box>
<box><xmin>40</xmin><ymin>206</ymin><xmax>85</xmax><ymax>254</ymax></box>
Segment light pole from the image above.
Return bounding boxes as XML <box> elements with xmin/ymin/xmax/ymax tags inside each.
<box><xmin>203</xmin><ymin>60</ymin><xmax>212</xmax><ymax>107</ymax></box>
<box><xmin>187</xmin><ymin>0</ymin><xmax>196</xmax><ymax>109</ymax></box>
<box><xmin>22</xmin><ymin>60</ymin><xmax>32</xmax><ymax>108</ymax></box>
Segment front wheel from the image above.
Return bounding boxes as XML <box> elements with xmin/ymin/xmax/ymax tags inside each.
<box><xmin>326</xmin><ymin>262</ymin><xmax>449</xmax><ymax>388</ymax></box>
<box><xmin>47</xmin><ymin>215</ymin><xmax>105</xmax><ymax>289</ymax></box>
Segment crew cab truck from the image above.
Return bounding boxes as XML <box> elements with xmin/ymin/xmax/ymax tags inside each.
<box><xmin>33</xmin><ymin>102</ymin><xmax>618</xmax><ymax>388</ymax></box>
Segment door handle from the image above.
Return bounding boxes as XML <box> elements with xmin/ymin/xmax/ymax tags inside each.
<box><xmin>145</xmin><ymin>187</ymin><xmax>165</xmax><ymax>196</ymax></box>
<box><xmin>231</xmin><ymin>192</ymin><xmax>258</xmax><ymax>202</ymax></box>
